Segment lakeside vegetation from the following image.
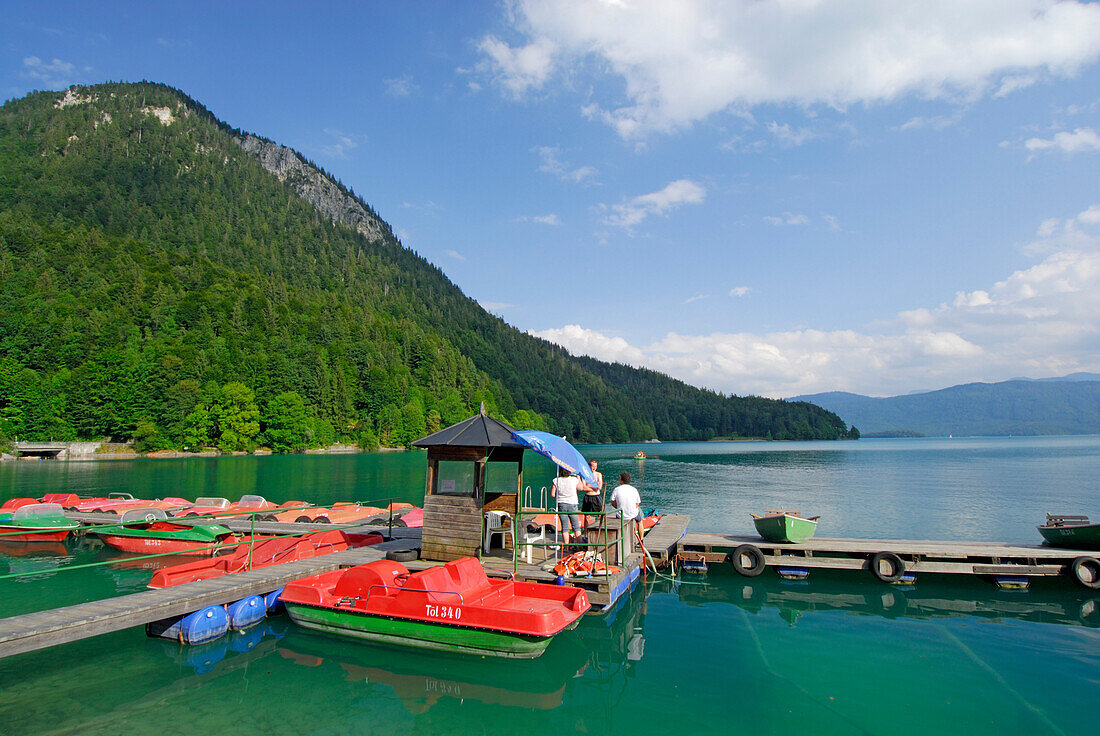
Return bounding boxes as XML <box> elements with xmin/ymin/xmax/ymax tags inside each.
<box><xmin>0</xmin><ymin>82</ymin><xmax>855</xmax><ymax>452</ymax></box>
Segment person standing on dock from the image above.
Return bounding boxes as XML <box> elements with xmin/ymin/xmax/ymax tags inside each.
<box><xmin>551</xmin><ymin>468</ymin><xmax>592</xmax><ymax>542</ymax></box>
<box><xmin>611</xmin><ymin>471</ymin><xmax>643</xmax><ymax>528</ymax></box>
<box><xmin>581</xmin><ymin>459</ymin><xmax>604</xmax><ymax>513</ymax></box>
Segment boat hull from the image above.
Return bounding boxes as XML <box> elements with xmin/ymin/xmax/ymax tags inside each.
<box><xmin>0</xmin><ymin>526</ymin><xmax>72</xmax><ymax>543</ymax></box>
<box><xmin>284</xmin><ymin>603</ymin><xmax>556</xmax><ymax>659</ymax></box>
<box><xmin>1038</xmin><ymin>523</ymin><xmax>1100</xmax><ymax>550</ymax></box>
<box><xmin>98</xmin><ymin>535</ymin><xmax>222</xmax><ymax>556</ymax></box>
<box><xmin>753</xmin><ymin>514</ymin><xmax>818</xmax><ymax>543</ymax></box>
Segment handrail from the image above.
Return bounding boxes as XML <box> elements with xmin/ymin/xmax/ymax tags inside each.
<box><xmin>513</xmin><ymin>508</ymin><xmax>624</xmax><ymax>586</ymax></box>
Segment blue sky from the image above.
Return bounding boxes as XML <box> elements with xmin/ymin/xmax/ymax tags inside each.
<box><xmin>3</xmin><ymin>1</ymin><xmax>1100</xmax><ymax>398</ymax></box>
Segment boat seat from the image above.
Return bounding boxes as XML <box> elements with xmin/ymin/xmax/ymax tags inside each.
<box><xmin>403</xmin><ymin>558</ymin><xmax>492</xmax><ymax>604</ymax></box>
<box><xmin>1046</xmin><ymin>514</ymin><xmax>1089</xmax><ymax>526</ymax></box>
<box><xmin>121</xmin><ymin>507</ymin><xmax>168</xmax><ymax>524</ymax></box>
<box><xmin>334</xmin><ymin>560</ymin><xmax>408</xmax><ymax>599</ymax></box>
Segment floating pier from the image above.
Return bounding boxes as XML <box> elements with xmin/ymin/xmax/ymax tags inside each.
<box><xmin>0</xmin><ymin>546</ymin><xmax>388</xmax><ymax>658</ymax></box>
<box><xmin>676</xmin><ymin>532</ymin><xmax>1100</xmax><ymax>587</ymax></box>
<box><xmin>0</xmin><ymin>513</ymin><xmax>688</xmax><ymax>659</ymax></box>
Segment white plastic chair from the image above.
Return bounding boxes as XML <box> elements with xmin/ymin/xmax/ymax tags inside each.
<box><xmin>483</xmin><ymin>510</ymin><xmax>513</xmax><ymax>553</ymax></box>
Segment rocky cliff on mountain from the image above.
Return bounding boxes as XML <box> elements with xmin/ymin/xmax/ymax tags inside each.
<box><xmin>235</xmin><ymin>134</ymin><xmax>389</xmax><ymax>242</ymax></box>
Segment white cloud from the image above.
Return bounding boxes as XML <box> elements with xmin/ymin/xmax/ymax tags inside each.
<box><xmin>445</xmin><ymin>249</ymin><xmax>466</xmax><ymax>261</ymax></box>
<box><xmin>897</xmin><ymin>111</ymin><xmax>965</xmax><ymax>131</ymax></box>
<box><xmin>534</xmin><ymin>206</ymin><xmax>1100</xmax><ymax>397</ymax></box>
<box><xmin>533</xmin><ymin>146</ymin><xmax>598</xmax><ymax>184</ymax></box>
<box><xmin>683</xmin><ymin>294</ymin><xmax>708</xmax><ymax>304</ymax></box>
<box><xmin>767</xmin><ymin>121</ymin><xmax>816</xmax><ymax>147</ymax></box>
<box><xmin>384</xmin><ymin>75</ymin><xmax>418</xmax><ymax>97</ymax></box>
<box><xmin>530</xmin><ymin>325</ymin><xmax>646</xmax><ymax>366</ymax></box>
<box><xmin>995</xmin><ymin>73</ymin><xmax>1039</xmax><ymax>97</ymax></box>
<box><xmin>479</xmin><ymin>301</ymin><xmax>514</xmax><ymax>313</ymax></box>
<box><xmin>477</xmin><ymin>35</ymin><xmax>556</xmax><ymax>97</ymax></box>
<box><xmin>318</xmin><ymin>128</ymin><xmax>365</xmax><ymax>158</ymax></box>
<box><xmin>517</xmin><ymin>213</ymin><xmax>562</xmax><ymax>225</ymax></box>
<box><xmin>480</xmin><ymin>0</ymin><xmax>1100</xmax><ymax>137</ymax></box>
<box><xmin>729</xmin><ymin>286</ymin><xmax>752</xmax><ymax>297</ymax></box>
<box><xmin>823</xmin><ymin>214</ymin><xmax>842</xmax><ymax>232</ymax></box>
<box><xmin>764</xmin><ymin>212</ymin><xmax>810</xmax><ymax>227</ymax></box>
<box><xmin>22</xmin><ymin>56</ymin><xmax>76</xmax><ymax>87</ymax></box>
<box><xmin>602</xmin><ymin>179</ymin><xmax>706</xmax><ymax>229</ymax></box>
<box><xmin>1079</xmin><ymin>205</ymin><xmax>1100</xmax><ymax>225</ymax></box>
<box><xmin>1025</xmin><ymin>126</ymin><xmax>1100</xmax><ymax>154</ymax></box>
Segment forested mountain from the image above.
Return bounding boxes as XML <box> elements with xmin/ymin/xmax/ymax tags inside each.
<box><xmin>0</xmin><ymin>82</ymin><xmax>853</xmax><ymax>451</ymax></box>
<box><xmin>794</xmin><ymin>377</ymin><xmax>1100</xmax><ymax>437</ymax></box>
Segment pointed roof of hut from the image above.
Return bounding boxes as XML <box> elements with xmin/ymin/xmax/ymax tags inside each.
<box><xmin>411</xmin><ymin>404</ymin><xmax>524</xmax><ymax>450</ymax></box>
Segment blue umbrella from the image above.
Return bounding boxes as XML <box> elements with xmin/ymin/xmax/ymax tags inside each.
<box><xmin>511</xmin><ymin>430</ymin><xmax>598</xmax><ymax>486</ymax></box>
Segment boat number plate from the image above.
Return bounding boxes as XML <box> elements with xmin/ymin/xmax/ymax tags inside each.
<box><xmin>424</xmin><ymin>604</ymin><xmax>462</xmax><ymax>620</ymax></box>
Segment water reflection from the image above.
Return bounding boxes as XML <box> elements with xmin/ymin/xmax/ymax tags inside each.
<box><xmin>670</xmin><ymin>568</ymin><xmax>1100</xmax><ymax>629</ymax></box>
<box><xmin>266</xmin><ymin>582</ymin><xmax>652</xmax><ymax>715</ymax></box>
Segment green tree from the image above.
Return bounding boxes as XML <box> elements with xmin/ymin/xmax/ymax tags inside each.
<box><xmin>263</xmin><ymin>391</ymin><xmax>311</xmax><ymax>453</ymax></box>
<box><xmin>213</xmin><ymin>382</ymin><xmax>260</xmax><ymax>452</ymax></box>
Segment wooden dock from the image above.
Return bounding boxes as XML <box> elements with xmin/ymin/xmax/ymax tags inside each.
<box><xmin>638</xmin><ymin>513</ymin><xmax>689</xmax><ymax>568</ymax></box>
<box><xmin>677</xmin><ymin>532</ymin><xmax>1100</xmax><ymax>584</ymax></box>
<box><xmin>0</xmin><ymin>514</ymin><xmax>689</xmax><ymax>659</ymax></box>
<box><xmin>0</xmin><ymin>546</ymin><xmax>389</xmax><ymax>659</ymax></box>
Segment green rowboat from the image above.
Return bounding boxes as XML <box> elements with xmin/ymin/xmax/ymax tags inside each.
<box><xmin>752</xmin><ymin>510</ymin><xmax>820</xmax><ymax>543</ymax></box>
<box><xmin>1037</xmin><ymin>514</ymin><xmax>1100</xmax><ymax>550</ymax></box>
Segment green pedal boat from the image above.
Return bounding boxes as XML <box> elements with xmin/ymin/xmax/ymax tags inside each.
<box><xmin>752</xmin><ymin>509</ymin><xmax>820</xmax><ymax>543</ymax></box>
<box><xmin>281</xmin><ymin>556</ymin><xmax>590</xmax><ymax>658</ymax></box>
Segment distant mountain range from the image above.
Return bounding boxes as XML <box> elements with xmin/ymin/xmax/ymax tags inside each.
<box><xmin>793</xmin><ymin>375</ymin><xmax>1100</xmax><ymax>437</ymax></box>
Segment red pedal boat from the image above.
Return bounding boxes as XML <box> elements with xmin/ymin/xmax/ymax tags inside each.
<box><xmin>280</xmin><ymin>556</ymin><xmax>590</xmax><ymax>659</ymax></box>
<box><xmin>146</xmin><ymin>530</ymin><xmax>379</xmax><ymax>588</ymax></box>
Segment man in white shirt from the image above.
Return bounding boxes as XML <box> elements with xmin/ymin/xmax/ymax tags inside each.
<box><xmin>610</xmin><ymin>471</ymin><xmax>642</xmax><ymax>524</ymax></box>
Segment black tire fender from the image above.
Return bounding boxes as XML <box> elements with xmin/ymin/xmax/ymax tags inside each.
<box><xmin>870</xmin><ymin>552</ymin><xmax>905</xmax><ymax>582</ymax></box>
<box><xmin>1070</xmin><ymin>556</ymin><xmax>1100</xmax><ymax>589</ymax></box>
<box><xmin>386</xmin><ymin>548</ymin><xmax>419</xmax><ymax>563</ymax></box>
<box><xmin>730</xmin><ymin>544</ymin><xmax>766</xmax><ymax>577</ymax></box>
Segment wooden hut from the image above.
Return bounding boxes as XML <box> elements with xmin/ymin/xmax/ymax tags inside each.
<box><xmin>411</xmin><ymin>407</ymin><xmax>525</xmax><ymax>562</ymax></box>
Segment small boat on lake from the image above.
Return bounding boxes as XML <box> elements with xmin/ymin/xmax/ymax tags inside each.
<box><xmin>0</xmin><ymin>502</ymin><xmax>80</xmax><ymax>542</ymax></box>
<box><xmin>280</xmin><ymin>556</ymin><xmax>590</xmax><ymax>659</ymax></box>
<box><xmin>1037</xmin><ymin>514</ymin><xmax>1100</xmax><ymax>550</ymax></box>
<box><xmin>88</xmin><ymin>508</ymin><xmax>236</xmax><ymax>556</ymax></box>
<box><xmin>751</xmin><ymin>509</ymin><xmax>820</xmax><ymax>543</ymax></box>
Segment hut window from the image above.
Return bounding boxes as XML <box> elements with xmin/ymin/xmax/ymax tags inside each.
<box><xmin>434</xmin><ymin>461</ymin><xmax>475</xmax><ymax>496</ymax></box>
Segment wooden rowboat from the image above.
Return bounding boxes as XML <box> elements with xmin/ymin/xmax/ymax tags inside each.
<box><xmin>751</xmin><ymin>509</ymin><xmax>820</xmax><ymax>543</ymax></box>
<box><xmin>1037</xmin><ymin>514</ymin><xmax>1100</xmax><ymax>550</ymax></box>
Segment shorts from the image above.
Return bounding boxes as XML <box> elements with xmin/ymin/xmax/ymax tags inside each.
<box><xmin>558</xmin><ymin>503</ymin><xmax>581</xmax><ymax>533</ymax></box>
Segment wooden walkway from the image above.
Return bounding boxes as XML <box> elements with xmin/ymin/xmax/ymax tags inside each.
<box><xmin>0</xmin><ymin>546</ymin><xmax>386</xmax><ymax>659</ymax></box>
<box><xmin>0</xmin><ymin>514</ymin><xmax>692</xmax><ymax>659</ymax></box>
<box><xmin>639</xmin><ymin>514</ymin><xmax>689</xmax><ymax>568</ymax></box>
<box><xmin>678</xmin><ymin>532</ymin><xmax>1097</xmax><ymax>578</ymax></box>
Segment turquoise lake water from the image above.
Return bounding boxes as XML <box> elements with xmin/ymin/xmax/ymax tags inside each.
<box><xmin>1</xmin><ymin>436</ymin><xmax>1098</xmax><ymax>735</ymax></box>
